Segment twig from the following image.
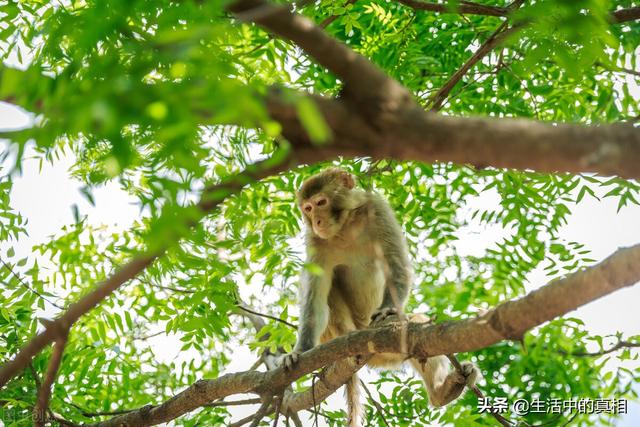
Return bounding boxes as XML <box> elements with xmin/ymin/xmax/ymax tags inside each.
<box><xmin>229</xmin><ymin>413</ymin><xmax>259</xmax><ymax>427</ymax></box>
<box><xmin>595</xmin><ymin>61</ymin><xmax>640</xmax><ymax>78</ymax></box>
<box><xmin>429</xmin><ymin>21</ymin><xmax>520</xmax><ymax>111</ymax></box>
<box><xmin>34</xmin><ymin>335</ymin><xmax>68</xmax><ymax>427</ymax></box>
<box><xmin>236</xmin><ymin>304</ymin><xmax>297</xmax><ymax>329</ymax></box>
<box><xmin>249</xmin><ymin>396</ymin><xmax>275</xmax><ymax>427</ymax></box>
<box><xmin>272</xmin><ymin>393</ymin><xmax>283</xmax><ymax>427</ymax></box>
<box><xmin>132</xmin><ymin>330</ymin><xmax>165</xmax><ymax>341</ymax></box>
<box><xmin>446</xmin><ymin>354</ymin><xmax>513</xmax><ymax>427</ymax></box>
<box><xmin>557</xmin><ymin>340</ymin><xmax>639</xmax><ymax>357</ymax></box>
<box><xmin>0</xmin><ymin>257</ymin><xmax>64</xmax><ymax>309</ymax></box>
<box><xmin>311</xmin><ymin>373</ymin><xmax>319</xmax><ymax>427</ymax></box>
<box><xmin>359</xmin><ymin>380</ymin><xmax>391</xmax><ymax>427</ymax></box>
<box><xmin>48</xmin><ymin>412</ymin><xmax>79</xmax><ymax>426</ymax></box>
<box><xmin>153</xmin><ymin>283</ymin><xmax>196</xmax><ymax>293</ymax></box>
<box><xmin>204</xmin><ymin>398</ymin><xmax>262</xmax><ymax>408</ymax></box>
<box><xmin>319</xmin><ymin>0</ymin><xmax>358</xmax><ymax>28</ymax></box>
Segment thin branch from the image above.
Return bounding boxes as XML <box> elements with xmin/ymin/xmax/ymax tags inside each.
<box><xmin>429</xmin><ymin>20</ymin><xmax>521</xmax><ymax>111</ymax></box>
<box><xmin>558</xmin><ymin>340</ymin><xmax>640</xmax><ymax>358</ymax></box>
<box><xmin>204</xmin><ymin>398</ymin><xmax>262</xmax><ymax>408</ymax></box>
<box><xmin>229</xmin><ymin>412</ymin><xmax>260</xmax><ymax>427</ymax></box>
<box><xmin>236</xmin><ymin>304</ymin><xmax>297</xmax><ymax>329</ymax></box>
<box><xmin>0</xmin><ymin>256</ymin><xmax>64</xmax><ymax>309</ymax></box>
<box><xmin>153</xmin><ymin>284</ymin><xmax>196</xmax><ymax>294</ymax></box>
<box><xmin>595</xmin><ymin>61</ymin><xmax>640</xmax><ymax>78</ymax></box>
<box><xmin>48</xmin><ymin>412</ymin><xmax>79</xmax><ymax>427</ymax></box>
<box><xmin>272</xmin><ymin>394</ymin><xmax>283</xmax><ymax>427</ymax></box>
<box><xmin>319</xmin><ymin>0</ymin><xmax>358</xmax><ymax>28</ymax></box>
<box><xmin>34</xmin><ymin>335</ymin><xmax>68</xmax><ymax>427</ymax></box>
<box><xmin>359</xmin><ymin>380</ymin><xmax>391</xmax><ymax>427</ymax></box>
<box><xmin>249</xmin><ymin>396</ymin><xmax>274</xmax><ymax>427</ymax></box>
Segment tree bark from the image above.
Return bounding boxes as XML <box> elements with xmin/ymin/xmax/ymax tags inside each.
<box><xmin>83</xmin><ymin>244</ymin><xmax>640</xmax><ymax>426</ymax></box>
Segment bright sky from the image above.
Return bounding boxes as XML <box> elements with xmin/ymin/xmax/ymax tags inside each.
<box><xmin>1</xmin><ymin>97</ymin><xmax>639</xmax><ymax>425</ymax></box>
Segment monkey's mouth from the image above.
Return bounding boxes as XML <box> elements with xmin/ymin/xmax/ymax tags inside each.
<box><xmin>313</xmin><ymin>225</ymin><xmax>335</xmax><ymax>239</ymax></box>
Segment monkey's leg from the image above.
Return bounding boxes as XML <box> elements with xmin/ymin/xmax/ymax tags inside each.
<box><xmin>409</xmin><ymin>356</ymin><xmax>478</xmax><ymax>407</ymax></box>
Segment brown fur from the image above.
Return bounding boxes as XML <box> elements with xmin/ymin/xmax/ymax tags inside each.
<box><xmin>283</xmin><ymin>168</ymin><xmax>479</xmax><ymax>425</ymax></box>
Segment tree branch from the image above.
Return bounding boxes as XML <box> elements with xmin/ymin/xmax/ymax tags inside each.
<box><xmin>0</xmin><ymin>156</ymin><xmax>291</xmax><ymax>389</ymax></box>
<box><xmin>81</xmin><ymin>244</ymin><xmax>640</xmax><ymax>426</ymax></box>
<box><xmin>235</xmin><ymin>304</ymin><xmax>297</xmax><ymax>329</ymax></box>
<box><xmin>611</xmin><ymin>6</ymin><xmax>640</xmax><ymax>23</ymax></box>
<box><xmin>228</xmin><ymin>0</ymin><xmax>413</xmax><ymax>117</ymax></box>
<box><xmin>428</xmin><ymin>21</ymin><xmax>519</xmax><ymax>111</ymax></box>
<box><xmin>265</xmin><ymin>90</ymin><xmax>640</xmax><ymax>180</ymax></box>
<box><xmin>558</xmin><ymin>339</ymin><xmax>640</xmax><ymax>358</ymax></box>
<box><xmin>396</xmin><ymin>0</ymin><xmax>509</xmax><ymax>17</ymax></box>
<box><xmin>33</xmin><ymin>335</ymin><xmax>68</xmax><ymax>427</ymax></box>
<box><xmin>397</xmin><ymin>1</ymin><xmax>640</xmax><ymax>24</ymax></box>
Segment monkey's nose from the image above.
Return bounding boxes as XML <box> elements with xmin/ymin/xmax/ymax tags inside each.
<box><xmin>316</xmin><ymin>219</ymin><xmax>322</xmax><ymax>226</ymax></box>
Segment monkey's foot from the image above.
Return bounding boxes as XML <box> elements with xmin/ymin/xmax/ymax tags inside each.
<box><xmin>458</xmin><ymin>362</ymin><xmax>479</xmax><ymax>387</ymax></box>
<box><xmin>280</xmin><ymin>350</ymin><xmax>301</xmax><ymax>370</ymax></box>
<box><xmin>370</xmin><ymin>306</ymin><xmax>398</xmax><ymax>324</ymax></box>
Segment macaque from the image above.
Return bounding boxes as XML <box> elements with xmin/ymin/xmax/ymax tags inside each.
<box><xmin>282</xmin><ymin>168</ymin><xmax>478</xmax><ymax>426</ymax></box>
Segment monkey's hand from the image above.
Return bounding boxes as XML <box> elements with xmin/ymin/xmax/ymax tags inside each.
<box><xmin>370</xmin><ymin>306</ymin><xmax>398</xmax><ymax>324</ymax></box>
<box><xmin>279</xmin><ymin>350</ymin><xmax>302</xmax><ymax>370</ymax></box>
<box><xmin>457</xmin><ymin>362</ymin><xmax>480</xmax><ymax>387</ymax></box>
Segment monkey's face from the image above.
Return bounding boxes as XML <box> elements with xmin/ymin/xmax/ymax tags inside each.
<box><xmin>300</xmin><ymin>192</ymin><xmax>344</xmax><ymax>239</ymax></box>
<box><xmin>298</xmin><ymin>168</ymin><xmax>356</xmax><ymax>239</ymax></box>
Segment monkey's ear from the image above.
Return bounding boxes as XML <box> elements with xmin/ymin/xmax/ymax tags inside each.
<box><xmin>337</xmin><ymin>170</ymin><xmax>356</xmax><ymax>189</ymax></box>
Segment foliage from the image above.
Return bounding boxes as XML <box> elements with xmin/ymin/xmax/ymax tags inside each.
<box><xmin>0</xmin><ymin>0</ymin><xmax>639</xmax><ymax>426</ymax></box>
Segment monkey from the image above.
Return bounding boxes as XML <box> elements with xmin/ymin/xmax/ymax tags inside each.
<box><xmin>281</xmin><ymin>168</ymin><xmax>479</xmax><ymax>426</ymax></box>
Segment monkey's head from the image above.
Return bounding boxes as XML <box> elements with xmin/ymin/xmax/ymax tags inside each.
<box><xmin>297</xmin><ymin>168</ymin><xmax>360</xmax><ymax>240</ymax></box>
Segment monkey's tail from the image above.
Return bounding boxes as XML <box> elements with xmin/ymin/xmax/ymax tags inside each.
<box><xmin>345</xmin><ymin>374</ymin><xmax>362</xmax><ymax>427</ymax></box>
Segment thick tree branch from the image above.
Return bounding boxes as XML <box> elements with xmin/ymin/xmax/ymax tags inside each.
<box><xmin>396</xmin><ymin>0</ymin><xmax>509</xmax><ymax>17</ymax></box>
<box><xmin>228</xmin><ymin>0</ymin><xmax>413</xmax><ymax>118</ymax></box>
<box><xmin>227</xmin><ymin>2</ymin><xmax>640</xmax><ymax>179</ymax></box>
<box><xmin>266</xmin><ymin>91</ymin><xmax>640</xmax><ymax>180</ymax></box>
<box><xmin>83</xmin><ymin>244</ymin><xmax>640</xmax><ymax>426</ymax></box>
<box><xmin>611</xmin><ymin>6</ymin><xmax>640</xmax><ymax>23</ymax></box>
<box><xmin>396</xmin><ymin>1</ymin><xmax>640</xmax><ymax>24</ymax></box>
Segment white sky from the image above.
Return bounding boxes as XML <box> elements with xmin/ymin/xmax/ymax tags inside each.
<box><xmin>1</xmin><ymin>100</ymin><xmax>640</xmax><ymax>425</ymax></box>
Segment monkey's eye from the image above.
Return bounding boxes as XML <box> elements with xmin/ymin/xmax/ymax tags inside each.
<box><xmin>304</xmin><ymin>204</ymin><xmax>312</xmax><ymax>212</ymax></box>
<box><xmin>316</xmin><ymin>198</ymin><xmax>327</xmax><ymax>207</ymax></box>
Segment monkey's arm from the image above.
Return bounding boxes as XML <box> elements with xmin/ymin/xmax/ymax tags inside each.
<box><xmin>282</xmin><ymin>265</ymin><xmax>332</xmax><ymax>368</ymax></box>
<box><xmin>371</xmin><ymin>196</ymin><xmax>412</xmax><ymax>319</ymax></box>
